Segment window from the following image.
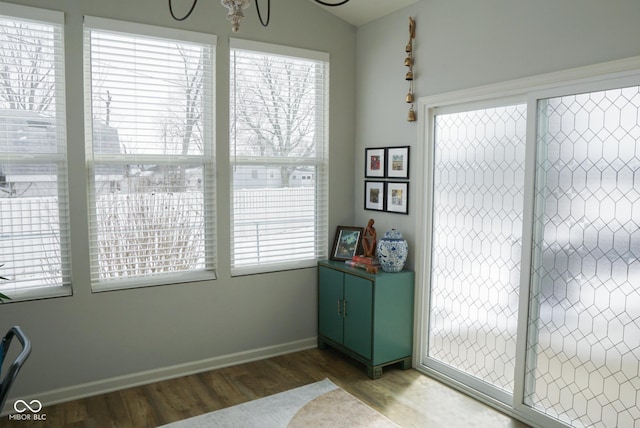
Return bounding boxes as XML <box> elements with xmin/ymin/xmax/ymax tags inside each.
<box><xmin>84</xmin><ymin>18</ymin><xmax>216</xmax><ymax>291</ymax></box>
<box><xmin>0</xmin><ymin>4</ymin><xmax>70</xmax><ymax>301</ymax></box>
<box><xmin>420</xmin><ymin>66</ymin><xmax>640</xmax><ymax>428</ymax></box>
<box><xmin>229</xmin><ymin>39</ymin><xmax>329</xmax><ymax>275</ymax></box>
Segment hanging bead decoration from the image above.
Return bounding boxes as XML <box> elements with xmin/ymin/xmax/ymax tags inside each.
<box><xmin>405</xmin><ymin>17</ymin><xmax>416</xmax><ymax>122</ymax></box>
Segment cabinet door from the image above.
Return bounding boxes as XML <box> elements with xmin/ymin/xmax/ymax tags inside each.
<box><xmin>343</xmin><ymin>274</ymin><xmax>373</xmax><ymax>360</ymax></box>
<box><xmin>318</xmin><ymin>267</ymin><xmax>344</xmax><ymax>344</ymax></box>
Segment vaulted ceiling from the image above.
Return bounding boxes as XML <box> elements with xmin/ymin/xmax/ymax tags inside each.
<box><xmin>311</xmin><ymin>0</ymin><xmax>420</xmax><ymax>27</ymax></box>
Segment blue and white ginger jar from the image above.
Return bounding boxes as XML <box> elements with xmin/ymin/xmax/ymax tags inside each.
<box><xmin>376</xmin><ymin>229</ymin><xmax>408</xmax><ymax>273</ymax></box>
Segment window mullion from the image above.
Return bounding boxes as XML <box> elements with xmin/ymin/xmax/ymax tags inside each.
<box><xmin>512</xmin><ymin>93</ymin><xmax>547</xmax><ymax>419</ymax></box>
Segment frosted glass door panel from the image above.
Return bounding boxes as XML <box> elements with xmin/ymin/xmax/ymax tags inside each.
<box><xmin>428</xmin><ymin>104</ymin><xmax>526</xmax><ymax>395</ymax></box>
<box><xmin>525</xmin><ymin>86</ymin><xmax>640</xmax><ymax>427</ymax></box>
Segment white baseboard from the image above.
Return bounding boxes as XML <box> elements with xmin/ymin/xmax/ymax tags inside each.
<box><xmin>2</xmin><ymin>337</ymin><xmax>317</xmax><ymax>417</ymax></box>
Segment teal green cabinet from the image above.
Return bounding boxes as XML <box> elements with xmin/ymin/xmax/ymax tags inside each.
<box><xmin>317</xmin><ymin>260</ymin><xmax>414</xmax><ymax>379</ymax></box>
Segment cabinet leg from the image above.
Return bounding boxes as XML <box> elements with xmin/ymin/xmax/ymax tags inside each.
<box><xmin>367</xmin><ymin>365</ymin><xmax>383</xmax><ymax>380</ymax></box>
<box><xmin>401</xmin><ymin>357</ymin><xmax>412</xmax><ymax>370</ymax></box>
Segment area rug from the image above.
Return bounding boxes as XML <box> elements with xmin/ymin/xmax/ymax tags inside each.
<box><xmin>158</xmin><ymin>378</ymin><xmax>398</xmax><ymax>427</ymax></box>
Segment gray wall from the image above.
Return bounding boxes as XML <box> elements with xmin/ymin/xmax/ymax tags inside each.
<box><xmin>6</xmin><ymin>0</ymin><xmax>640</xmax><ymax>410</ymax></box>
<box><xmin>0</xmin><ymin>0</ymin><xmax>356</xmax><ymax>404</ymax></box>
<box><xmin>355</xmin><ymin>0</ymin><xmax>640</xmax><ymax>271</ymax></box>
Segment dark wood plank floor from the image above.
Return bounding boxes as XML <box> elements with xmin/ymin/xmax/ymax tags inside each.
<box><xmin>4</xmin><ymin>347</ymin><xmax>530</xmax><ymax>427</ymax></box>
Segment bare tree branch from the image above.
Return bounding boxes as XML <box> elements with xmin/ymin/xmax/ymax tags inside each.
<box><xmin>0</xmin><ymin>23</ymin><xmax>56</xmax><ymax>113</ymax></box>
<box><xmin>233</xmin><ymin>55</ymin><xmax>317</xmax><ymax>185</ymax></box>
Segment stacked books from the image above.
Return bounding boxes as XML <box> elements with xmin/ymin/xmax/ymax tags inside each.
<box><xmin>345</xmin><ymin>255</ymin><xmax>380</xmax><ymax>273</ymax></box>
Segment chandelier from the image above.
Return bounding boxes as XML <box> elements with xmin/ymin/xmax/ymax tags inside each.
<box><xmin>169</xmin><ymin>0</ymin><xmax>352</xmax><ymax>33</ymax></box>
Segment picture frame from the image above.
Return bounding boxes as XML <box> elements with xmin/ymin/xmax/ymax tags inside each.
<box><xmin>386</xmin><ymin>146</ymin><xmax>410</xmax><ymax>179</ymax></box>
<box><xmin>386</xmin><ymin>181</ymin><xmax>409</xmax><ymax>214</ymax></box>
<box><xmin>330</xmin><ymin>226</ymin><xmax>365</xmax><ymax>261</ymax></box>
<box><xmin>365</xmin><ymin>147</ymin><xmax>386</xmax><ymax>178</ymax></box>
<box><xmin>364</xmin><ymin>181</ymin><xmax>385</xmax><ymax>211</ymax></box>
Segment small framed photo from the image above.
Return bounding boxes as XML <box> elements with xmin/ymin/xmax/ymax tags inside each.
<box><xmin>364</xmin><ymin>181</ymin><xmax>385</xmax><ymax>211</ymax></box>
<box><xmin>386</xmin><ymin>181</ymin><xmax>409</xmax><ymax>214</ymax></box>
<box><xmin>386</xmin><ymin>146</ymin><xmax>410</xmax><ymax>179</ymax></box>
<box><xmin>330</xmin><ymin>226</ymin><xmax>364</xmax><ymax>261</ymax></box>
<box><xmin>365</xmin><ymin>147</ymin><xmax>386</xmax><ymax>178</ymax></box>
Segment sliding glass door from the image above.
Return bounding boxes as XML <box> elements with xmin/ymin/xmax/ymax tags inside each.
<box><xmin>426</xmin><ymin>103</ymin><xmax>527</xmax><ymax>402</ymax></box>
<box><xmin>523</xmin><ymin>86</ymin><xmax>640</xmax><ymax>427</ymax></box>
<box><xmin>421</xmin><ymin>75</ymin><xmax>640</xmax><ymax>428</ymax></box>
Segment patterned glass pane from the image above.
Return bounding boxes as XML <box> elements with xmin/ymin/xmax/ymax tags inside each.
<box><xmin>429</xmin><ymin>104</ymin><xmax>527</xmax><ymax>393</ymax></box>
<box><xmin>525</xmin><ymin>86</ymin><xmax>640</xmax><ymax>427</ymax></box>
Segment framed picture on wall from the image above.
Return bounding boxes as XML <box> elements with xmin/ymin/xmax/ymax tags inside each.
<box><xmin>386</xmin><ymin>146</ymin><xmax>410</xmax><ymax>179</ymax></box>
<box><xmin>364</xmin><ymin>181</ymin><xmax>385</xmax><ymax>211</ymax></box>
<box><xmin>365</xmin><ymin>147</ymin><xmax>386</xmax><ymax>178</ymax></box>
<box><xmin>330</xmin><ymin>226</ymin><xmax>364</xmax><ymax>261</ymax></box>
<box><xmin>386</xmin><ymin>181</ymin><xmax>409</xmax><ymax>214</ymax></box>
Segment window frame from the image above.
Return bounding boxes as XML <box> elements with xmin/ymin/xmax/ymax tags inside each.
<box><xmin>0</xmin><ymin>3</ymin><xmax>71</xmax><ymax>302</ymax></box>
<box><xmin>229</xmin><ymin>38</ymin><xmax>330</xmax><ymax>276</ymax></box>
<box><xmin>83</xmin><ymin>17</ymin><xmax>217</xmax><ymax>292</ymax></box>
<box><xmin>425</xmin><ymin>98</ymin><xmax>528</xmax><ymax>406</ymax></box>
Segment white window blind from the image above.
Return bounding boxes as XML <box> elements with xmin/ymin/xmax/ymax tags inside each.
<box><xmin>84</xmin><ymin>17</ymin><xmax>217</xmax><ymax>291</ymax></box>
<box><xmin>229</xmin><ymin>39</ymin><xmax>329</xmax><ymax>276</ymax></box>
<box><xmin>0</xmin><ymin>4</ymin><xmax>70</xmax><ymax>301</ymax></box>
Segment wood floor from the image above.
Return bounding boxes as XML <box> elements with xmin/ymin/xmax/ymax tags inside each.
<box><xmin>5</xmin><ymin>347</ymin><xmax>531</xmax><ymax>427</ymax></box>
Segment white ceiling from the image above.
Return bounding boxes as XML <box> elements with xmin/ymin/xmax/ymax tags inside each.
<box><xmin>311</xmin><ymin>0</ymin><xmax>420</xmax><ymax>27</ymax></box>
